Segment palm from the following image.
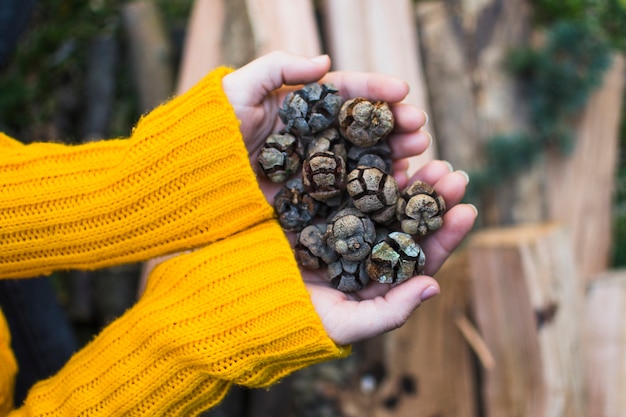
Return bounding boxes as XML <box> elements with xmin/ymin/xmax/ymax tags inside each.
<box><xmin>223</xmin><ymin>52</ymin><xmax>476</xmax><ymax>345</ymax></box>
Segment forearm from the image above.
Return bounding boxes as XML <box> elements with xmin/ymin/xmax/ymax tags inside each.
<box><xmin>0</xmin><ymin>67</ymin><xmax>274</xmax><ymax>278</ymax></box>
<box><xmin>13</xmin><ymin>221</ymin><xmax>347</xmax><ymax>416</ymax></box>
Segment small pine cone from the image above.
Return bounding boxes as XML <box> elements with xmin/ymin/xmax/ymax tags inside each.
<box><xmin>295</xmin><ymin>223</ymin><xmax>338</xmax><ymax>270</ymax></box>
<box><xmin>302</xmin><ymin>151</ymin><xmax>347</xmax><ymax>202</ymax></box>
<box><xmin>347</xmin><ymin>141</ymin><xmax>392</xmax><ymax>173</ymax></box>
<box><xmin>306</xmin><ymin>127</ymin><xmax>348</xmax><ymax>164</ymax></box>
<box><xmin>338</xmin><ymin>98</ymin><xmax>394</xmax><ymax>147</ymax></box>
<box><xmin>366</xmin><ymin>232</ymin><xmax>425</xmax><ymax>285</ymax></box>
<box><xmin>326</xmin><ymin>208</ymin><xmax>376</xmax><ymax>262</ymax></box>
<box><xmin>258</xmin><ymin>133</ymin><xmax>302</xmax><ymax>183</ymax></box>
<box><xmin>396</xmin><ymin>180</ymin><xmax>446</xmax><ymax>236</ymax></box>
<box><xmin>327</xmin><ymin>258</ymin><xmax>370</xmax><ymax>292</ymax></box>
<box><xmin>346</xmin><ymin>166</ymin><xmax>399</xmax><ymax>224</ymax></box>
<box><xmin>278</xmin><ymin>83</ymin><xmax>343</xmax><ymax>137</ymax></box>
<box><xmin>273</xmin><ymin>178</ymin><xmax>319</xmax><ymax>232</ymax></box>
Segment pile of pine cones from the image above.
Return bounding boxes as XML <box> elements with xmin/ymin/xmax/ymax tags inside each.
<box><xmin>258</xmin><ymin>82</ymin><xmax>445</xmax><ymax>292</ymax></box>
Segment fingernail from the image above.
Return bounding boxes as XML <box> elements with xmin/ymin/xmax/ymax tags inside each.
<box><xmin>443</xmin><ymin>160</ymin><xmax>454</xmax><ymax>172</ymax></box>
<box><xmin>456</xmin><ymin>169</ymin><xmax>470</xmax><ymax>184</ymax></box>
<box><xmin>422</xmin><ymin>110</ymin><xmax>429</xmax><ymax>127</ymax></box>
<box><xmin>421</xmin><ymin>130</ymin><xmax>433</xmax><ymax>148</ymax></box>
<box><xmin>310</xmin><ymin>54</ymin><xmax>329</xmax><ymax>64</ymax></box>
<box><xmin>468</xmin><ymin>203</ymin><xmax>479</xmax><ymax>216</ymax></box>
<box><xmin>420</xmin><ymin>285</ymin><xmax>440</xmax><ymax>302</ymax></box>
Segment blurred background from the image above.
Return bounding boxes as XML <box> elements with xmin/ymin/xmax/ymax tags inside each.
<box><xmin>0</xmin><ymin>0</ymin><xmax>624</xmax><ymax>416</ymax></box>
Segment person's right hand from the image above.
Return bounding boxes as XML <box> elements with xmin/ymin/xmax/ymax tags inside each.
<box><xmin>304</xmin><ymin>161</ymin><xmax>476</xmax><ymax>346</ymax></box>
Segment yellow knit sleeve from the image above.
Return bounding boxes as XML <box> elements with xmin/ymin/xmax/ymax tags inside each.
<box><xmin>0</xmin><ymin>67</ymin><xmax>275</xmax><ymax>278</ymax></box>
<box><xmin>0</xmin><ymin>312</ymin><xmax>17</xmax><ymax>416</ymax></box>
<box><xmin>12</xmin><ymin>220</ymin><xmax>348</xmax><ymax>416</ymax></box>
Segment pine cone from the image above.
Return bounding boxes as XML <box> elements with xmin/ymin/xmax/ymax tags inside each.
<box><xmin>278</xmin><ymin>83</ymin><xmax>343</xmax><ymax>137</ymax></box>
<box><xmin>366</xmin><ymin>232</ymin><xmax>425</xmax><ymax>285</ymax></box>
<box><xmin>346</xmin><ymin>166</ymin><xmax>399</xmax><ymax>225</ymax></box>
<box><xmin>258</xmin><ymin>132</ymin><xmax>302</xmax><ymax>183</ymax></box>
<box><xmin>338</xmin><ymin>98</ymin><xmax>394</xmax><ymax>147</ymax></box>
<box><xmin>396</xmin><ymin>180</ymin><xmax>446</xmax><ymax>236</ymax></box>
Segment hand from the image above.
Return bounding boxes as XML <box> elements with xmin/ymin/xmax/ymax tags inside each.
<box><xmin>308</xmin><ymin>162</ymin><xmax>476</xmax><ymax>345</ymax></box>
<box><xmin>222</xmin><ymin>50</ymin><xmax>432</xmax><ymax>200</ymax></box>
<box><xmin>223</xmin><ymin>51</ymin><xmax>477</xmax><ymax>346</ymax></box>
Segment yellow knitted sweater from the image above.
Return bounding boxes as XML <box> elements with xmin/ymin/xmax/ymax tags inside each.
<box><xmin>0</xmin><ymin>68</ymin><xmax>347</xmax><ymax>416</ymax></box>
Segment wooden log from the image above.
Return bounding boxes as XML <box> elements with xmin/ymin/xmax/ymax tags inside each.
<box><xmin>122</xmin><ymin>0</ymin><xmax>174</xmax><ymax>112</ymax></box>
<box><xmin>417</xmin><ymin>0</ymin><xmax>536</xmax><ymax>226</ymax></box>
<box><xmin>415</xmin><ymin>2</ymin><xmax>480</xmax><ymax>172</ymax></box>
<box><xmin>320</xmin><ymin>0</ymin><xmax>436</xmax><ymax>174</ymax></box>
<box><xmin>176</xmin><ymin>0</ymin><xmax>256</xmax><ymax>94</ymax></box>
<box><xmin>175</xmin><ymin>0</ymin><xmax>225</xmax><ymax>94</ymax></box>
<box><xmin>584</xmin><ymin>270</ymin><xmax>626</xmax><ymax>417</ymax></box>
<box><xmin>468</xmin><ymin>223</ymin><xmax>586</xmax><ymax>417</ymax></box>
<box><xmin>245</xmin><ymin>0</ymin><xmax>321</xmax><ymax>56</ymax></box>
<box><xmin>333</xmin><ymin>251</ymin><xmax>478</xmax><ymax>417</ymax></box>
<box><xmin>545</xmin><ymin>54</ymin><xmax>626</xmax><ymax>283</ymax></box>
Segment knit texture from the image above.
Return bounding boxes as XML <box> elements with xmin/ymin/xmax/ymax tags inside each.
<box><xmin>0</xmin><ymin>67</ymin><xmax>274</xmax><ymax>278</ymax></box>
<box><xmin>12</xmin><ymin>222</ymin><xmax>347</xmax><ymax>416</ymax></box>
<box><xmin>0</xmin><ymin>314</ymin><xmax>16</xmax><ymax>416</ymax></box>
<box><xmin>0</xmin><ymin>67</ymin><xmax>348</xmax><ymax>415</ymax></box>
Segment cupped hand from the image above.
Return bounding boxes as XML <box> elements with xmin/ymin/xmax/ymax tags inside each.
<box><xmin>223</xmin><ymin>51</ymin><xmax>477</xmax><ymax>346</ymax></box>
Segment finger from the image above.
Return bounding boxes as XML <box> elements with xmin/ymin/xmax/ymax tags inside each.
<box><xmin>409</xmin><ymin>160</ymin><xmax>454</xmax><ymax>185</ymax></box>
<box><xmin>435</xmin><ymin>170</ymin><xmax>470</xmax><ymax>208</ymax></box>
<box><xmin>329</xmin><ymin>276</ymin><xmax>439</xmax><ymax>345</ymax></box>
<box><xmin>322</xmin><ymin>71</ymin><xmax>410</xmax><ymax>104</ymax></box>
<box><xmin>387</xmin><ymin>130</ymin><xmax>432</xmax><ymax>161</ymax></box>
<box><xmin>392</xmin><ymin>159</ymin><xmax>410</xmax><ymax>187</ymax></box>
<box><xmin>225</xmin><ymin>51</ymin><xmax>331</xmax><ymax>103</ymax></box>
<box><xmin>390</xmin><ymin>104</ymin><xmax>428</xmax><ymax>133</ymax></box>
<box><xmin>422</xmin><ymin>203</ymin><xmax>477</xmax><ymax>275</ymax></box>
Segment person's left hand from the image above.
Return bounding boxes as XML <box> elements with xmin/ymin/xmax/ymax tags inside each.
<box><xmin>223</xmin><ymin>51</ymin><xmax>477</xmax><ymax>346</ymax></box>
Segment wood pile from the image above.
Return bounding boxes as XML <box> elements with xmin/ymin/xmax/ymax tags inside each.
<box><xmin>127</xmin><ymin>0</ymin><xmax>625</xmax><ymax>415</ymax></box>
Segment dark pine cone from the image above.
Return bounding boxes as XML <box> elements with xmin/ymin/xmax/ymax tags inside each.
<box><xmin>327</xmin><ymin>258</ymin><xmax>370</xmax><ymax>292</ymax></box>
<box><xmin>306</xmin><ymin>127</ymin><xmax>348</xmax><ymax>165</ymax></box>
<box><xmin>346</xmin><ymin>166</ymin><xmax>399</xmax><ymax>225</ymax></box>
<box><xmin>273</xmin><ymin>178</ymin><xmax>319</xmax><ymax>232</ymax></box>
<box><xmin>295</xmin><ymin>223</ymin><xmax>339</xmax><ymax>270</ymax></box>
<box><xmin>326</xmin><ymin>208</ymin><xmax>376</xmax><ymax>262</ymax></box>
<box><xmin>302</xmin><ymin>151</ymin><xmax>347</xmax><ymax>202</ymax></box>
<box><xmin>338</xmin><ymin>98</ymin><xmax>394</xmax><ymax>147</ymax></box>
<box><xmin>258</xmin><ymin>132</ymin><xmax>302</xmax><ymax>183</ymax></box>
<box><xmin>396</xmin><ymin>180</ymin><xmax>446</xmax><ymax>236</ymax></box>
<box><xmin>278</xmin><ymin>83</ymin><xmax>344</xmax><ymax>137</ymax></box>
<box><xmin>365</xmin><ymin>232</ymin><xmax>425</xmax><ymax>285</ymax></box>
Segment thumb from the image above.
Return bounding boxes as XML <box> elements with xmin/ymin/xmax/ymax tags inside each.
<box><xmin>226</xmin><ymin>51</ymin><xmax>331</xmax><ymax>102</ymax></box>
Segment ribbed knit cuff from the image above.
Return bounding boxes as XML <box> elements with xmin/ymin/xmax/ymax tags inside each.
<box><xmin>0</xmin><ymin>68</ymin><xmax>275</xmax><ymax>278</ymax></box>
<box><xmin>0</xmin><ymin>313</ymin><xmax>16</xmax><ymax>415</ymax></box>
<box><xmin>18</xmin><ymin>221</ymin><xmax>347</xmax><ymax>416</ymax></box>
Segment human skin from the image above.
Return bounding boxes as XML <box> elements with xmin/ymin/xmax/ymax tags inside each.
<box><xmin>223</xmin><ymin>51</ymin><xmax>477</xmax><ymax>346</ymax></box>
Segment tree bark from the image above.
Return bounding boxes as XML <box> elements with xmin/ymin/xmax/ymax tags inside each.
<box><xmin>468</xmin><ymin>223</ymin><xmax>586</xmax><ymax>417</ymax></box>
<box><xmin>545</xmin><ymin>54</ymin><xmax>625</xmax><ymax>283</ymax></box>
<box><xmin>321</xmin><ymin>0</ymin><xmax>436</xmax><ymax>174</ymax></box>
<box><xmin>584</xmin><ymin>270</ymin><xmax>626</xmax><ymax>417</ymax></box>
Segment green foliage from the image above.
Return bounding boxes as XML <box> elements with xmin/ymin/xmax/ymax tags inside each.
<box><xmin>533</xmin><ymin>0</ymin><xmax>626</xmax><ymax>49</ymax></box>
<box><xmin>469</xmin><ymin>20</ymin><xmax>613</xmax><ymax>196</ymax></box>
<box><xmin>614</xmin><ymin>89</ymin><xmax>626</xmax><ymax>266</ymax></box>
<box><xmin>0</xmin><ymin>0</ymin><xmax>193</xmax><ymax>140</ymax></box>
<box><xmin>507</xmin><ymin>21</ymin><xmax>613</xmax><ymax>151</ymax></box>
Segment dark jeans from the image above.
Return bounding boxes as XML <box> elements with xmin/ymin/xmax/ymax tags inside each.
<box><xmin>0</xmin><ymin>0</ymin><xmax>37</xmax><ymax>68</ymax></box>
<box><xmin>0</xmin><ymin>277</ymin><xmax>77</xmax><ymax>406</ymax></box>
